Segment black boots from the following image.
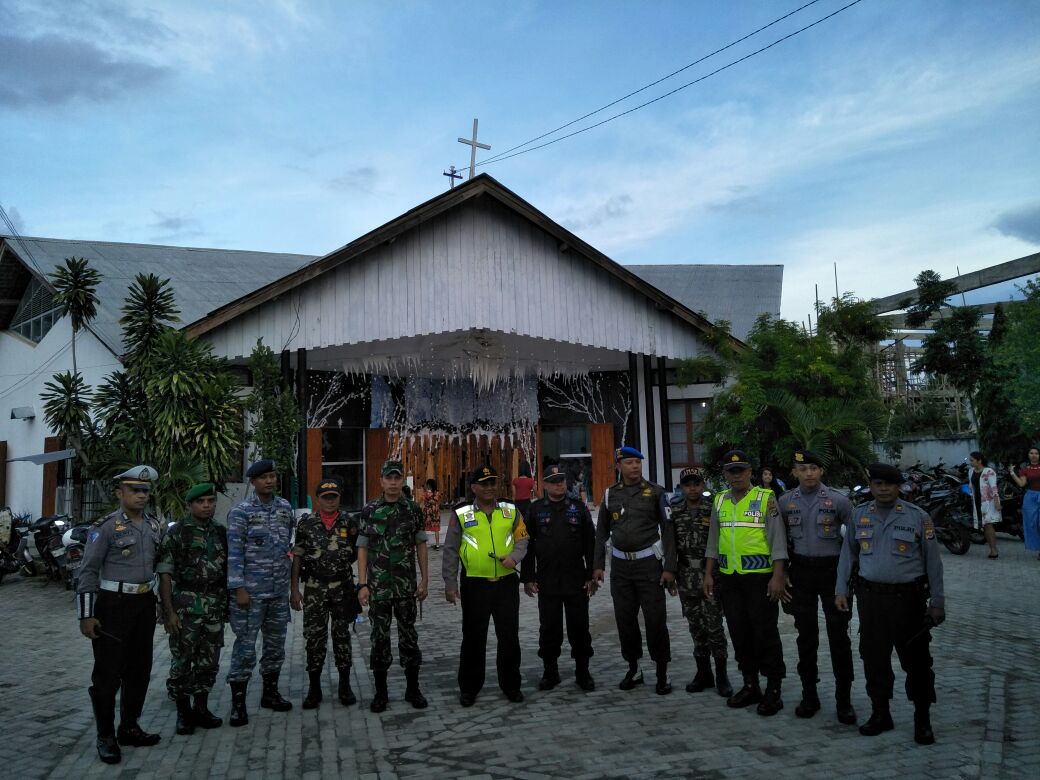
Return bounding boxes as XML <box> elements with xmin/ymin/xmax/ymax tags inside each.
<box><xmin>538</xmin><ymin>660</ymin><xmax>562</xmax><ymax>691</ymax></box>
<box><xmin>619</xmin><ymin>661</ymin><xmax>644</xmax><ymax>690</ymax></box>
<box><xmin>727</xmin><ymin>674</ymin><xmax>762</xmax><ymax>708</ymax></box>
<box><xmin>260</xmin><ymin>671</ymin><xmax>293</xmax><ymax>712</ymax></box>
<box><xmin>229</xmin><ymin>681</ymin><xmax>249</xmax><ymax>727</ymax></box>
<box><xmin>757</xmin><ymin>680</ymin><xmax>783</xmax><ymax>716</ymax></box>
<box><xmin>404</xmin><ymin>667</ymin><xmax>428</xmax><ymax>709</ymax></box>
<box><xmin>90</xmin><ymin>687</ymin><xmax>121</xmax><ymax>765</ymax></box>
<box><xmin>116</xmin><ymin>723</ymin><xmax>162</xmax><ymax>747</ymax></box>
<box><xmin>370</xmin><ymin>670</ymin><xmax>389</xmax><ymax>713</ymax></box>
<box><xmin>914</xmin><ymin>704</ymin><xmax>935</xmax><ymax>745</ymax></box>
<box><xmin>835</xmin><ymin>682</ymin><xmax>857</xmax><ymax>725</ymax></box>
<box><xmin>175</xmin><ymin>696</ymin><xmax>195</xmax><ymax>735</ymax></box>
<box><xmin>303</xmin><ymin>670</ymin><xmax>323</xmax><ymax>709</ymax></box>
<box><xmin>686</xmin><ymin>656</ymin><xmax>714</xmax><ymax>693</ymax></box>
<box><xmin>193</xmin><ymin>692</ymin><xmax>222</xmax><ymax>729</ymax></box>
<box><xmin>655</xmin><ymin>662</ymin><xmax>672</xmax><ymax>695</ymax></box>
<box><xmin>575</xmin><ymin>658</ymin><xmax>595</xmax><ymax>691</ymax></box>
<box><xmin>859</xmin><ymin>699</ymin><xmax>895</xmax><ymax>736</ymax></box>
<box><xmin>338</xmin><ymin>667</ymin><xmax>357</xmax><ymax>706</ymax></box>
<box><xmin>795</xmin><ymin>685</ymin><xmax>821</xmax><ymax>718</ymax></box>
<box><xmin>714</xmin><ymin>658</ymin><xmax>734</xmax><ymax>698</ymax></box>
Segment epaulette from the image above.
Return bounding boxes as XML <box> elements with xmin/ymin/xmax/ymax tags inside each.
<box><xmin>91</xmin><ymin>513</ymin><xmax>116</xmax><ymax>529</ymax></box>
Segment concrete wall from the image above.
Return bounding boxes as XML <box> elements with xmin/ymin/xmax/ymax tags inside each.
<box><xmin>896</xmin><ymin>435</ymin><xmax>978</xmax><ymax>471</ymax></box>
<box><xmin>0</xmin><ymin>319</ymin><xmax>119</xmax><ymax>517</ymax></box>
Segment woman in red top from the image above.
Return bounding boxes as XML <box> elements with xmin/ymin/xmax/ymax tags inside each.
<box><xmin>422</xmin><ymin>479</ymin><xmax>443</xmax><ymax>549</ymax></box>
<box><xmin>511</xmin><ymin>463</ymin><xmax>535</xmax><ymax>523</ymax></box>
<box><xmin>1009</xmin><ymin>447</ymin><xmax>1040</xmax><ymax>557</ymax></box>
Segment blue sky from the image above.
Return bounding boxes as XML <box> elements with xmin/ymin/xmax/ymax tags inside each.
<box><xmin>2</xmin><ymin>0</ymin><xmax>1038</xmax><ymax>322</ymax></box>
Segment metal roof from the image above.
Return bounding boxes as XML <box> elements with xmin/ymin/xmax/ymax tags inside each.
<box><xmin>627</xmin><ymin>264</ymin><xmax>784</xmax><ymax>341</ymax></box>
<box><xmin>0</xmin><ymin>235</ymin><xmax>316</xmax><ymax>355</ymax></box>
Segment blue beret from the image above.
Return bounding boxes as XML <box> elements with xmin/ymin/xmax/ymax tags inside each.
<box><xmin>615</xmin><ymin>446</ymin><xmax>644</xmax><ymax>461</ymax></box>
<box><xmin>246</xmin><ymin>459</ymin><xmax>276</xmax><ymax>479</ymax></box>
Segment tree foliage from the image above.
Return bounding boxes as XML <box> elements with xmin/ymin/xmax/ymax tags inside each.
<box><xmin>49</xmin><ymin>256</ymin><xmax>101</xmax><ymax>376</ymax></box>
<box><xmin>993</xmin><ymin>281</ymin><xmax>1040</xmax><ymax>442</ymax></box>
<box><xmin>245</xmin><ymin>339</ymin><xmax>302</xmax><ymax>476</ymax></box>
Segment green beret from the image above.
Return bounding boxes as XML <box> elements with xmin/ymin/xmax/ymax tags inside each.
<box><xmin>185</xmin><ymin>482</ymin><xmax>217</xmax><ymax>503</ymax></box>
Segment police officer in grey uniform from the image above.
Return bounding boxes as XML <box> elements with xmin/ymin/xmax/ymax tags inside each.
<box><xmin>593</xmin><ymin>446</ymin><xmax>677</xmax><ymax>694</ymax></box>
<box><xmin>78</xmin><ymin>466</ymin><xmax>164</xmax><ymax>764</ymax></box>
<box><xmin>778</xmin><ymin>450</ymin><xmax>856</xmax><ymax>724</ymax></box>
<box><xmin>836</xmin><ymin>463</ymin><xmax>945</xmax><ymax>745</ymax></box>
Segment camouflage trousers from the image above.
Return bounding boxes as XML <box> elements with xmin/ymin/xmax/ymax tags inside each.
<box><xmin>226</xmin><ymin>595</ymin><xmax>290</xmax><ymax>683</ymax></box>
<box><xmin>303</xmin><ymin>581</ymin><xmax>357</xmax><ymax>672</ymax></box>
<box><xmin>368</xmin><ymin>597</ymin><xmax>422</xmax><ymax>672</ymax></box>
<box><xmin>166</xmin><ymin>613</ymin><xmax>225</xmax><ymax>697</ymax></box>
<box><xmin>677</xmin><ymin>567</ymin><xmax>729</xmax><ymax>660</ymax></box>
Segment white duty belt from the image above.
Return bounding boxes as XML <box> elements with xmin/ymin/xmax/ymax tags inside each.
<box><xmin>611</xmin><ymin>545</ymin><xmax>656</xmax><ymax>561</ymax></box>
<box><xmin>99</xmin><ymin>579</ymin><xmax>154</xmax><ymax>594</ymax></box>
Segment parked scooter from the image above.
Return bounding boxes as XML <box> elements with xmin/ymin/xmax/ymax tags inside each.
<box><xmin>916</xmin><ymin>481</ymin><xmax>971</xmax><ymax>555</ymax></box>
<box><xmin>31</xmin><ymin>514</ymin><xmax>73</xmax><ymax>587</ymax></box>
<box><xmin>61</xmin><ymin>522</ymin><xmax>93</xmax><ymax>590</ymax></box>
<box><xmin>964</xmin><ymin>481</ymin><xmax>1025</xmax><ymax>544</ymax></box>
<box><xmin>0</xmin><ymin>508</ymin><xmax>37</xmax><ymax>583</ymax></box>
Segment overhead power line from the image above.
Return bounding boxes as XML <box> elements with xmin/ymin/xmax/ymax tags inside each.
<box><xmin>0</xmin><ymin>202</ymin><xmax>47</xmax><ymax>277</ymax></box>
<box><xmin>462</xmin><ymin>0</ymin><xmax>864</xmax><ymax>173</ymax></box>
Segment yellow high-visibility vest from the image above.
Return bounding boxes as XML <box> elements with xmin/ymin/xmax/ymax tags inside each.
<box><xmin>456</xmin><ymin>502</ymin><xmax>518</xmax><ymax>578</ymax></box>
<box><xmin>715</xmin><ymin>487</ymin><xmax>773</xmax><ymax>574</ymax></box>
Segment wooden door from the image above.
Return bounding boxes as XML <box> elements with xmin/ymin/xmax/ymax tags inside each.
<box><xmin>590</xmin><ymin>423</ymin><xmax>616</xmax><ymax>505</ymax></box>
<box><xmin>365</xmin><ymin>428</ymin><xmax>390</xmax><ymax>503</ymax></box>
<box><xmin>41</xmin><ymin>436</ymin><xmax>61</xmax><ymax>516</ymax></box>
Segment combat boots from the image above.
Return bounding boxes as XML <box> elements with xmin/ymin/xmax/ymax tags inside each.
<box><xmin>575</xmin><ymin>658</ymin><xmax>595</xmax><ymax>691</ymax></box>
<box><xmin>726</xmin><ymin>673</ymin><xmax>762</xmax><ymax>708</ymax></box>
<box><xmin>89</xmin><ymin>687</ymin><xmax>121</xmax><ymax>765</ymax></box>
<box><xmin>228</xmin><ymin>681</ymin><xmax>249</xmax><ymax>727</ymax></box>
<box><xmin>192</xmin><ymin>692</ymin><xmax>222</xmax><ymax>729</ymax></box>
<box><xmin>795</xmin><ymin>684</ymin><xmax>821</xmax><ymax>718</ymax></box>
<box><xmin>835</xmin><ymin>681</ymin><xmax>857</xmax><ymax>725</ymax></box>
<box><xmin>370</xmin><ymin>670</ymin><xmax>389</xmax><ymax>713</ymax></box>
<box><xmin>686</xmin><ymin>656</ymin><xmax>714</xmax><ymax>693</ymax></box>
<box><xmin>302</xmin><ymin>670</ymin><xmax>323</xmax><ymax>709</ymax></box>
<box><xmin>655</xmin><ymin>662</ymin><xmax>672</xmax><ymax>695</ymax></box>
<box><xmin>757</xmin><ymin>679</ymin><xmax>784</xmax><ymax>716</ymax></box>
<box><xmin>404</xmin><ymin>667</ymin><xmax>428</xmax><ymax>709</ymax></box>
<box><xmin>538</xmin><ymin>660</ymin><xmax>562</xmax><ymax>691</ymax></box>
<box><xmin>338</xmin><ymin>667</ymin><xmax>357</xmax><ymax>706</ymax></box>
<box><xmin>859</xmin><ymin>699</ymin><xmax>895</xmax><ymax>736</ymax></box>
<box><xmin>175</xmin><ymin>696</ymin><xmax>195</xmax><ymax>735</ymax></box>
<box><xmin>914</xmin><ymin>704</ymin><xmax>935</xmax><ymax>745</ymax></box>
<box><xmin>714</xmin><ymin>658</ymin><xmax>734</xmax><ymax>698</ymax></box>
<box><xmin>619</xmin><ymin>662</ymin><xmax>644</xmax><ymax>690</ymax></box>
<box><xmin>259</xmin><ymin>671</ymin><xmax>292</xmax><ymax>712</ymax></box>
<box><xmin>116</xmin><ymin>723</ymin><xmax>161</xmax><ymax>747</ymax></box>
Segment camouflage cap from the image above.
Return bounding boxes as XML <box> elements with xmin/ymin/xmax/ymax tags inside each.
<box><xmin>381</xmin><ymin>460</ymin><xmax>404</xmax><ymax>477</ymax></box>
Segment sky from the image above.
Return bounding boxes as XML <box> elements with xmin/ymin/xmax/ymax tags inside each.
<box><xmin>1</xmin><ymin>0</ymin><xmax>1038</xmax><ymax>322</ymax></box>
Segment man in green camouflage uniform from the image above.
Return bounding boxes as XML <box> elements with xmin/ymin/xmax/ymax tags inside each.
<box><xmin>157</xmin><ymin>483</ymin><xmax>228</xmax><ymax>735</ymax></box>
<box><xmin>671</xmin><ymin>468</ymin><xmax>733</xmax><ymax>698</ymax></box>
<box><xmin>290</xmin><ymin>477</ymin><xmax>360</xmax><ymax>709</ymax></box>
<box><xmin>357</xmin><ymin>460</ymin><xmax>430</xmax><ymax>713</ymax></box>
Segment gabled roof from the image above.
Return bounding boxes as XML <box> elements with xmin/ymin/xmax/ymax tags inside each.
<box><xmin>185</xmin><ymin>174</ymin><xmax>746</xmax><ymax>352</ymax></box>
<box><xmin>0</xmin><ymin>236</ymin><xmax>316</xmax><ymax>355</ymax></box>
<box><xmin>628</xmin><ymin>264</ymin><xmax>783</xmax><ymax>342</ymax></box>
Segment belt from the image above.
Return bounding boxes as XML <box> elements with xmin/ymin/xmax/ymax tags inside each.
<box><xmin>611</xmin><ymin>545</ymin><xmax>656</xmax><ymax>561</ymax></box>
<box><xmin>465</xmin><ymin>572</ymin><xmax>518</xmax><ymax>583</ymax></box>
<box><xmin>790</xmin><ymin>553</ymin><xmax>840</xmax><ymax>569</ymax></box>
<box><xmin>854</xmin><ymin>575</ymin><xmax>926</xmax><ymax>596</ymax></box>
<box><xmin>308</xmin><ymin>573</ymin><xmax>354</xmax><ymax>584</ymax></box>
<box><xmin>100</xmin><ymin>579</ymin><xmax>154</xmax><ymax>594</ymax></box>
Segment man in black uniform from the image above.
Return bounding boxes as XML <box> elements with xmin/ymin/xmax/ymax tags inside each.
<box><xmin>593</xmin><ymin>446</ymin><xmax>677</xmax><ymax>694</ymax></box>
<box><xmin>78</xmin><ymin>466</ymin><xmax>164</xmax><ymax>764</ymax></box>
<box><xmin>522</xmin><ymin>464</ymin><xmax>597</xmax><ymax>692</ymax></box>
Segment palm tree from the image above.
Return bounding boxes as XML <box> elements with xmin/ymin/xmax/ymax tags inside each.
<box><xmin>49</xmin><ymin>257</ymin><xmax>101</xmax><ymax>376</ymax></box>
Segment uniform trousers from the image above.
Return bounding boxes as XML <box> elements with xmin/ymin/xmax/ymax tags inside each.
<box><xmin>788</xmin><ymin>559</ymin><xmax>853</xmax><ymax>686</ymax></box>
<box><xmin>458</xmin><ymin>574</ymin><xmax>521</xmax><ymax>695</ymax></box>
<box><xmin>855</xmin><ymin>587</ymin><xmax>935</xmax><ymax>704</ymax></box>
<box><xmin>368</xmin><ymin>596</ymin><xmax>421</xmax><ymax>672</ymax></box>
<box><xmin>226</xmin><ymin>595</ymin><xmax>290</xmax><ymax>682</ymax></box>
<box><xmin>166</xmin><ymin>613</ymin><xmax>224</xmax><ymax>697</ymax></box>
<box><xmin>609</xmin><ymin>556</ymin><xmax>670</xmax><ymax>664</ymax></box>
<box><xmin>537</xmin><ymin>590</ymin><xmax>593</xmax><ymax>662</ymax></box>
<box><xmin>717</xmin><ymin>571</ymin><xmax>785</xmax><ymax>682</ymax></box>
<box><xmin>677</xmin><ymin>568</ymin><xmax>728</xmax><ymax>660</ymax></box>
<box><xmin>303</xmin><ymin>581</ymin><xmax>355</xmax><ymax>672</ymax></box>
<box><xmin>90</xmin><ymin>590</ymin><xmax>157</xmax><ymax>735</ymax></box>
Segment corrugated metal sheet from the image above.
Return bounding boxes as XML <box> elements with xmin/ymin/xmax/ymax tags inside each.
<box><xmin>628</xmin><ymin>264</ymin><xmax>783</xmax><ymax>341</ymax></box>
<box><xmin>0</xmin><ymin>236</ymin><xmax>316</xmax><ymax>354</ymax></box>
<box><xmin>204</xmin><ymin>198</ymin><xmax>713</xmax><ymax>362</ymax></box>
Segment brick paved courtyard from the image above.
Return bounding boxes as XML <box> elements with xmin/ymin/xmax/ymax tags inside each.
<box><xmin>2</xmin><ymin>534</ymin><xmax>1039</xmax><ymax>779</ymax></box>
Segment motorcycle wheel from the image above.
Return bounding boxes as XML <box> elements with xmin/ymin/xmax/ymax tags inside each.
<box><xmin>968</xmin><ymin>529</ymin><xmax>986</xmax><ymax>545</ymax></box>
<box><xmin>932</xmin><ymin>507</ymin><xmax>971</xmax><ymax>555</ymax></box>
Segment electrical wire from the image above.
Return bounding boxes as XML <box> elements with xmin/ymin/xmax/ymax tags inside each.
<box><xmin>0</xmin><ymin>203</ymin><xmax>48</xmax><ymax>277</ymax></box>
<box><xmin>461</xmin><ymin>0</ymin><xmax>865</xmax><ymax>173</ymax></box>
<box><xmin>0</xmin><ymin>338</ymin><xmax>73</xmax><ymax>400</ymax></box>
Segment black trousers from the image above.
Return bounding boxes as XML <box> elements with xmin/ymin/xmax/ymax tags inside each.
<box><xmin>717</xmin><ymin>572</ymin><xmax>785</xmax><ymax>682</ymax></box>
<box><xmin>90</xmin><ymin>590</ymin><xmax>157</xmax><ymax>735</ymax></box>
<box><xmin>789</xmin><ymin>561</ymin><xmax>854</xmax><ymax>687</ymax></box>
<box><xmin>537</xmin><ymin>590</ymin><xmax>592</xmax><ymax>663</ymax></box>
<box><xmin>458</xmin><ymin>575</ymin><xmax>521</xmax><ymax>695</ymax></box>
<box><xmin>609</xmin><ymin>556</ymin><xmax>670</xmax><ymax>664</ymax></box>
<box><xmin>856</xmin><ymin>588</ymin><xmax>935</xmax><ymax>705</ymax></box>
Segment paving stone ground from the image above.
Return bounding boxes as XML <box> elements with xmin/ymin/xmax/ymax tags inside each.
<box><xmin>2</xmin><ymin>528</ymin><xmax>1039</xmax><ymax>779</ymax></box>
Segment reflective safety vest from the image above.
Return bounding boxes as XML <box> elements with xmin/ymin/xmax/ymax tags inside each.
<box><xmin>455</xmin><ymin>502</ymin><xmax>518</xmax><ymax>579</ymax></box>
<box><xmin>715</xmin><ymin>486</ymin><xmax>773</xmax><ymax>574</ymax></box>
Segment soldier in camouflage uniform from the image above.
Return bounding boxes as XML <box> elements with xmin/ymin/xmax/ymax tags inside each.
<box><xmin>158</xmin><ymin>482</ymin><xmax>228</xmax><ymax>735</ymax></box>
<box><xmin>290</xmin><ymin>477</ymin><xmax>361</xmax><ymax>709</ymax></box>
<box><xmin>357</xmin><ymin>460</ymin><xmax>430</xmax><ymax>713</ymax></box>
<box><xmin>670</xmin><ymin>468</ymin><xmax>733</xmax><ymax>698</ymax></box>
<box><xmin>225</xmin><ymin>459</ymin><xmax>296</xmax><ymax>726</ymax></box>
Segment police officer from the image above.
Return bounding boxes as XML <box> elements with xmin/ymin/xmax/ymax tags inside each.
<box><xmin>521</xmin><ymin>464</ymin><xmax>597</xmax><ymax>692</ymax></box>
<box><xmin>78</xmin><ymin>466</ymin><xmax>163</xmax><ymax>764</ymax></box>
<box><xmin>443</xmin><ymin>465</ymin><xmax>529</xmax><ymax>706</ymax></box>
<box><xmin>671</xmin><ymin>467</ymin><xmax>732</xmax><ymax>698</ymax></box>
<box><xmin>356</xmin><ymin>460</ymin><xmax>430</xmax><ymax>713</ymax></box>
<box><xmin>291</xmin><ymin>477</ymin><xmax>361</xmax><ymax>709</ymax></box>
<box><xmin>703</xmin><ymin>450</ymin><xmax>789</xmax><ymax>716</ymax></box>
<box><xmin>226</xmin><ymin>458</ymin><xmax>295</xmax><ymax>726</ymax></box>
<box><xmin>158</xmin><ymin>482</ymin><xmax>228</xmax><ymax>735</ymax></box>
<box><xmin>835</xmin><ymin>463</ymin><xmax>945</xmax><ymax>745</ymax></box>
<box><xmin>592</xmin><ymin>446</ymin><xmax>677</xmax><ymax>694</ymax></box>
<box><xmin>779</xmin><ymin>450</ymin><xmax>856</xmax><ymax>724</ymax></box>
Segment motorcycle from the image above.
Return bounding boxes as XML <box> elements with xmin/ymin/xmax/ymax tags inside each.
<box><xmin>964</xmin><ymin>481</ymin><xmax>1024</xmax><ymax>544</ymax></box>
<box><xmin>61</xmin><ymin>522</ymin><xmax>93</xmax><ymax>591</ymax></box>
<box><xmin>916</xmin><ymin>481</ymin><xmax>971</xmax><ymax>555</ymax></box>
<box><xmin>0</xmin><ymin>508</ymin><xmax>37</xmax><ymax>583</ymax></box>
<box><xmin>30</xmin><ymin>514</ymin><xmax>73</xmax><ymax>587</ymax></box>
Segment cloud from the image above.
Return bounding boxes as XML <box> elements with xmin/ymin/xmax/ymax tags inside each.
<box><xmin>561</xmin><ymin>193</ymin><xmax>633</xmax><ymax>231</ymax></box>
<box><xmin>328</xmin><ymin>166</ymin><xmax>378</xmax><ymax>193</ymax></box>
<box><xmin>149</xmin><ymin>211</ymin><xmax>204</xmax><ymax>243</ymax></box>
<box><xmin>3</xmin><ymin>205</ymin><xmax>25</xmax><ymax>234</ymax></box>
<box><xmin>991</xmin><ymin>203</ymin><xmax>1040</xmax><ymax>245</ymax></box>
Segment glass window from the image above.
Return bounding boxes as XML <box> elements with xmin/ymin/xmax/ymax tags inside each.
<box><xmin>668</xmin><ymin>400</ymin><xmax>710</xmax><ymax>467</ymax></box>
<box><xmin>322</xmin><ymin>427</ymin><xmax>364</xmax><ymax>463</ymax></box>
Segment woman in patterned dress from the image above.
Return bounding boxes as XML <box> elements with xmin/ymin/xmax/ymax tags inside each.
<box><xmin>422</xmin><ymin>479</ymin><xmax>443</xmax><ymax>549</ymax></box>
